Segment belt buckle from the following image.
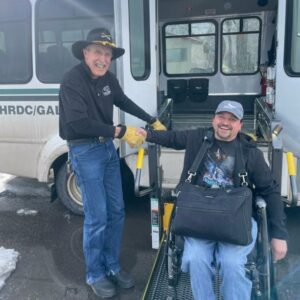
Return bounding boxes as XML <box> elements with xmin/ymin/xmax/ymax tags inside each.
<box><xmin>98</xmin><ymin>136</ymin><xmax>105</xmax><ymax>142</ymax></box>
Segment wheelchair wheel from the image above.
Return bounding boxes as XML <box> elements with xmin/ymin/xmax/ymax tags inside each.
<box><xmin>165</xmin><ymin>217</ymin><xmax>184</xmax><ymax>298</ymax></box>
<box><xmin>165</xmin><ymin>207</ymin><xmax>187</xmax><ymax>300</ymax></box>
<box><xmin>253</xmin><ymin>200</ymin><xmax>277</xmax><ymax>300</ymax></box>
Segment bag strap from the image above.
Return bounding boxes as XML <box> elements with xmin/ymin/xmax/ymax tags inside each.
<box><xmin>235</xmin><ymin>139</ymin><xmax>249</xmax><ymax>187</ymax></box>
<box><xmin>186</xmin><ymin>131</ymin><xmax>212</xmax><ymax>183</ymax></box>
<box><xmin>186</xmin><ymin>131</ymin><xmax>249</xmax><ymax>187</ymax></box>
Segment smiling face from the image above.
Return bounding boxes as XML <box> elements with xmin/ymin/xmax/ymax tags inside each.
<box><xmin>212</xmin><ymin>112</ymin><xmax>243</xmax><ymax>141</ymax></box>
<box><xmin>83</xmin><ymin>44</ymin><xmax>112</xmax><ymax>78</ymax></box>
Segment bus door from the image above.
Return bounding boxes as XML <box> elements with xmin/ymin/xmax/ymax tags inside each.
<box><xmin>115</xmin><ymin>0</ymin><xmax>159</xmax><ymax>157</ymax></box>
<box><xmin>276</xmin><ymin>0</ymin><xmax>300</xmax><ymax>157</ymax></box>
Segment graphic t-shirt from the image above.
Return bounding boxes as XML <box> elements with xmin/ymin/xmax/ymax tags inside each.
<box><xmin>197</xmin><ymin>140</ymin><xmax>236</xmax><ymax>188</ymax></box>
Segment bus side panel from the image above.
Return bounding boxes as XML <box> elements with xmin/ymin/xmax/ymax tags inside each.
<box><xmin>275</xmin><ymin>0</ymin><xmax>300</xmax><ymax>157</ymax></box>
<box><xmin>0</xmin><ymin>99</ymin><xmax>59</xmax><ymax>179</ymax></box>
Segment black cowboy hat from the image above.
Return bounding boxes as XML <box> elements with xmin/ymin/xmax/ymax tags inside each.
<box><xmin>72</xmin><ymin>28</ymin><xmax>125</xmax><ymax>60</ymax></box>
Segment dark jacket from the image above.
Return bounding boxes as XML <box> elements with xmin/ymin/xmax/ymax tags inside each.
<box><xmin>59</xmin><ymin>62</ymin><xmax>154</xmax><ymax>140</ymax></box>
<box><xmin>146</xmin><ymin>127</ymin><xmax>288</xmax><ymax>240</ymax></box>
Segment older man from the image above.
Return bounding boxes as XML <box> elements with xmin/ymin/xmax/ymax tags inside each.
<box><xmin>59</xmin><ymin>28</ymin><xmax>165</xmax><ymax>298</ymax></box>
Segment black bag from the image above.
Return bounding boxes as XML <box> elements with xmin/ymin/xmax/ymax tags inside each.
<box><xmin>172</xmin><ymin>133</ymin><xmax>253</xmax><ymax>246</ymax></box>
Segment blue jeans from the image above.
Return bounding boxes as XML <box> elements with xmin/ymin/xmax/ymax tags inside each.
<box><xmin>68</xmin><ymin>139</ymin><xmax>125</xmax><ymax>285</ymax></box>
<box><xmin>181</xmin><ymin>219</ymin><xmax>257</xmax><ymax>300</ymax></box>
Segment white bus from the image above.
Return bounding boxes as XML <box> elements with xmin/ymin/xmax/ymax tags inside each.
<box><xmin>0</xmin><ymin>0</ymin><xmax>299</xmax><ymax>215</ymax></box>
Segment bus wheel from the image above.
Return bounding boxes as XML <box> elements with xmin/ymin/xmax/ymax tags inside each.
<box><xmin>56</xmin><ymin>163</ymin><xmax>84</xmax><ymax>215</ymax></box>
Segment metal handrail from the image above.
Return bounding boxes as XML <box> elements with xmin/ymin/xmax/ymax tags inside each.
<box><xmin>134</xmin><ymin>147</ymin><xmax>153</xmax><ymax>197</ymax></box>
<box><xmin>287</xmin><ymin>152</ymin><xmax>298</xmax><ymax>206</ymax></box>
<box><xmin>134</xmin><ymin>97</ymin><xmax>173</xmax><ymax>198</ymax></box>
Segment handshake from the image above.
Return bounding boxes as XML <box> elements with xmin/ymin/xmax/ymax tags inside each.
<box><xmin>121</xmin><ymin>127</ymin><xmax>147</xmax><ymax>148</ymax></box>
<box><xmin>120</xmin><ymin>119</ymin><xmax>166</xmax><ymax>148</ymax></box>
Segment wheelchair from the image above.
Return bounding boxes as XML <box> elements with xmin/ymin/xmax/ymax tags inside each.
<box><xmin>165</xmin><ymin>196</ymin><xmax>277</xmax><ymax>300</ymax></box>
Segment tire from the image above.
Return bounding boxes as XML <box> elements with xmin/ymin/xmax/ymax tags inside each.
<box><xmin>55</xmin><ymin>157</ymin><xmax>135</xmax><ymax>215</ymax></box>
<box><xmin>256</xmin><ymin>204</ymin><xmax>275</xmax><ymax>300</ymax></box>
<box><xmin>119</xmin><ymin>157</ymin><xmax>135</xmax><ymax>202</ymax></box>
<box><xmin>56</xmin><ymin>163</ymin><xmax>84</xmax><ymax>215</ymax></box>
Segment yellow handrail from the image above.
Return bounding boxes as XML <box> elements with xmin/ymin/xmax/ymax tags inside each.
<box><xmin>136</xmin><ymin>147</ymin><xmax>145</xmax><ymax>170</ymax></box>
<box><xmin>287</xmin><ymin>152</ymin><xmax>296</xmax><ymax>176</ymax></box>
<box><xmin>134</xmin><ymin>147</ymin><xmax>153</xmax><ymax>197</ymax></box>
<box><xmin>286</xmin><ymin>152</ymin><xmax>298</xmax><ymax>206</ymax></box>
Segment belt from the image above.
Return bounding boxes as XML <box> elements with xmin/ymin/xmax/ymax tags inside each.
<box><xmin>67</xmin><ymin>137</ymin><xmax>109</xmax><ymax>146</ymax></box>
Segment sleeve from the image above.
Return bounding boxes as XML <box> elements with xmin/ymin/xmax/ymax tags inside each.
<box><xmin>249</xmin><ymin>149</ymin><xmax>288</xmax><ymax>240</ymax></box>
<box><xmin>60</xmin><ymin>78</ymin><xmax>115</xmax><ymax>137</ymax></box>
<box><xmin>111</xmin><ymin>76</ymin><xmax>155</xmax><ymax>123</ymax></box>
<box><xmin>146</xmin><ymin>129</ymin><xmax>189</xmax><ymax>150</ymax></box>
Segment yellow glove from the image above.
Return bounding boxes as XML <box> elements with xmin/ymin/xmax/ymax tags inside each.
<box><xmin>121</xmin><ymin>126</ymin><xmax>145</xmax><ymax>148</ymax></box>
<box><xmin>151</xmin><ymin>119</ymin><xmax>167</xmax><ymax>131</ymax></box>
<box><xmin>243</xmin><ymin>131</ymin><xmax>257</xmax><ymax>141</ymax></box>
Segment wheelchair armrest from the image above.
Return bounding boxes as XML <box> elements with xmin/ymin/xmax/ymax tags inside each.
<box><xmin>255</xmin><ymin>196</ymin><xmax>266</xmax><ymax>210</ymax></box>
<box><xmin>255</xmin><ymin>196</ymin><xmax>268</xmax><ymax>232</ymax></box>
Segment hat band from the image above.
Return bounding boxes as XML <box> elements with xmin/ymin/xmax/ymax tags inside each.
<box><xmin>92</xmin><ymin>40</ymin><xmax>116</xmax><ymax>48</ymax></box>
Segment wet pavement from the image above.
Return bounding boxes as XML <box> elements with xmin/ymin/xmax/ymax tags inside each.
<box><xmin>0</xmin><ymin>173</ymin><xmax>156</xmax><ymax>300</ymax></box>
<box><xmin>0</xmin><ymin>173</ymin><xmax>300</xmax><ymax>300</ymax></box>
<box><xmin>276</xmin><ymin>206</ymin><xmax>300</xmax><ymax>300</ymax></box>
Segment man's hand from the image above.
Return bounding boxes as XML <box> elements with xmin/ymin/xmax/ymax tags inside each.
<box><xmin>151</xmin><ymin>119</ymin><xmax>167</xmax><ymax>131</ymax></box>
<box><xmin>121</xmin><ymin>126</ymin><xmax>145</xmax><ymax>148</ymax></box>
<box><xmin>136</xmin><ymin>128</ymin><xmax>147</xmax><ymax>137</ymax></box>
<box><xmin>271</xmin><ymin>238</ymin><xmax>288</xmax><ymax>261</ymax></box>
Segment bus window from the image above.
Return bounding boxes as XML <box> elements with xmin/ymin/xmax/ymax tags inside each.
<box><xmin>163</xmin><ymin>21</ymin><xmax>217</xmax><ymax>76</ymax></box>
<box><xmin>285</xmin><ymin>0</ymin><xmax>300</xmax><ymax>76</ymax></box>
<box><xmin>0</xmin><ymin>0</ymin><xmax>32</xmax><ymax>84</ymax></box>
<box><xmin>221</xmin><ymin>17</ymin><xmax>261</xmax><ymax>75</ymax></box>
<box><xmin>128</xmin><ymin>0</ymin><xmax>150</xmax><ymax>80</ymax></box>
<box><xmin>36</xmin><ymin>0</ymin><xmax>115</xmax><ymax>83</ymax></box>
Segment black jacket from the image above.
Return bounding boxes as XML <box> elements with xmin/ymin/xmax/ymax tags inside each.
<box><xmin>146</xmin><ymin>127</ymin><xmax>288</xmax><ymax>240</ymax></box>
<box><xmin>59</xmin><ymin>62</ymin><xmax>154</xmax><ymax>140</ymax></box>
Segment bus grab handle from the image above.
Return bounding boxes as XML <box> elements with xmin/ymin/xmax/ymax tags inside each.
<box><xmin>287</xmin><ymin>152</ymin><xmax>298</xmax><ymax>206</ymax></box>
<box><xmin>134</xmin><ymin>147</ymin><xmax>153</xmax><ymax>197</ymax></box>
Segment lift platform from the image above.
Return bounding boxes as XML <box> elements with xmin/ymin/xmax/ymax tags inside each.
<box><xmin>141</xmin><ymin>233</ymin><xmax>193</xmax><ymax>300</ymax></box>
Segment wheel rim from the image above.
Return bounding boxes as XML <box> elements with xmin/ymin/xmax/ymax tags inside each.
<box><xmin>67</xmin><ymin>172</ymin><xmax>82</xmax><ymax>206</ymax></box>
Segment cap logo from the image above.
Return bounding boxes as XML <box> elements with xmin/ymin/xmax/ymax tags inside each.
<box><xmin>224</xmin><ymin>103</ymin><xmax>236</xmax><ymax>109</ymax></box>
<box><xmin>100</xmin><ymin>32</ymin><xmax>112</xmax><ymax>41</ymax></box>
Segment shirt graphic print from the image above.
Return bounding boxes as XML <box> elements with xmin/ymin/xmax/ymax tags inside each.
<box><xmin>202</xmin><ymin>142</ymin><xmax>235</xmax><ymax>188</ymax></box>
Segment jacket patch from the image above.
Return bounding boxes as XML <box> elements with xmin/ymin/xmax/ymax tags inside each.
<box><xmin>102</xmin><ymin>85</ymin><xmax>111</xmax><ymax>96</ymax></box>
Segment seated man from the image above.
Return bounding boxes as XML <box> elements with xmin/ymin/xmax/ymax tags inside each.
<box><xmin>138</xmin><ymin>100</ymin><xmax>288</xmax><ymax>300</ymax></box>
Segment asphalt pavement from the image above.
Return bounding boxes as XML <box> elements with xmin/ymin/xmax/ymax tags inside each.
<box><xmin>0</xmin><ymin>173</ymin><xmax>156</xmax><ymax>300</ymax></box>
<box><xmin>0</xmin><ymin>173</ymin><xmax>300</xmax><ymax>300</ymax></box>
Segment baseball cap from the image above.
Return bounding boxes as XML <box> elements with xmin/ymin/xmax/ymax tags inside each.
<box><xmin>215</xmin><ymin>100</ymin><xmax>244</xmax><ymax>120</ymax></box>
